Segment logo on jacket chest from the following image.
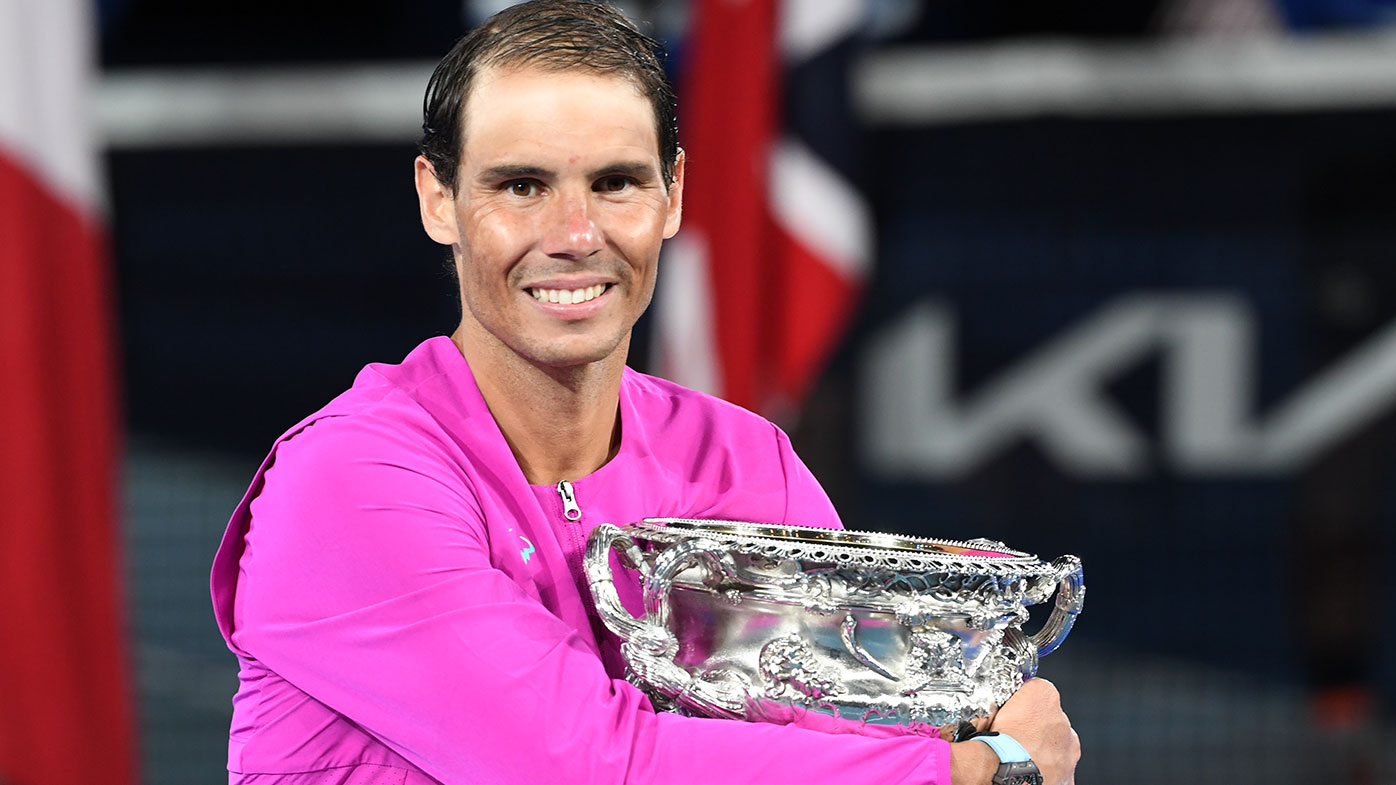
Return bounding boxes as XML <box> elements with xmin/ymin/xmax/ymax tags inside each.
<box><xmin>509</xmin><ymin>527</ymin><xmax>536</xmax><ymax>564</ymax></box>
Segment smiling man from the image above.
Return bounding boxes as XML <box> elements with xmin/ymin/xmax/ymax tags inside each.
<box><xmin>415</xmin><ymin>60</ymin><xmax>682</xmax><ymax>485</ymax></box>
<box><xmin>210</xmin><ymin>3</ymin><xmax>1078</xmax><ymax>784</ymax></box>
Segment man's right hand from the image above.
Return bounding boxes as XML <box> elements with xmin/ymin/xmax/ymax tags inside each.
<box><xmin>983</xmin><ymin>677</ymin><xmax>1079</xmax><ymax>785</ymax></box>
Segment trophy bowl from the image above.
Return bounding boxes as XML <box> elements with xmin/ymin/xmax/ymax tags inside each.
<box><xmin>585</xmin><ymin>518</ymin><xmax>1084</xmax><ymax>731</ymax></box>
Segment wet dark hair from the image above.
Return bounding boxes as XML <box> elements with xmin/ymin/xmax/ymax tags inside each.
<box><xmin>420</xmin><ymin>0</ymin><xmax>679</xmax><ymax>195</ymax></box>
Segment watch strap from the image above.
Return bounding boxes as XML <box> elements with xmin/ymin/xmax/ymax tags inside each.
<box><xmin>971</xmin><ymin>732</ymin><xmax>1043</xmax><ymax>785</ymax></box>
<box><xmin>973</xmin><ymin>732</ymin><xmax>1032</xmax><ymax>763</ymax></box>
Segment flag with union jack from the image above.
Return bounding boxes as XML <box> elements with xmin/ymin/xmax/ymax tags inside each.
<box><xmin>654</xmin><ymin>0</ymin><xmax>872</xmax><ymax>421</ymax></box>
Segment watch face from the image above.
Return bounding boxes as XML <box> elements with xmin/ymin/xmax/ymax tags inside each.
<box><xmin>993</xmin><ymin>762</ymin><xmax>1045</xmax><ymax>785</ymax></box>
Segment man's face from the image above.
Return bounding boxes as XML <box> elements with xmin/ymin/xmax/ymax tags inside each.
<box><xmin>418</xmin><ymin>65</ymin><xmax>683</xmax><ymax>371</ymax></box>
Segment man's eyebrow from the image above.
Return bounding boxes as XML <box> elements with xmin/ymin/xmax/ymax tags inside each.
<box><xmin>588</xmin><ymin>161</ymin><xmax>659</xmax><ymax>180</ymax></box>
<box><xmin>476</xmin><ymin>161</ymin><xmax>660</xmax><ymax>183</ymax></box>
<box><xmin>478</xmin><ymin>164</ymin><xmax>556</xmax><ymax>182</ymax></box>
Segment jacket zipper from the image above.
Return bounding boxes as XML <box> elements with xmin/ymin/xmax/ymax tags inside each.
<box><xmin>556</xmin><ymin>480</ymin><xmax>582</xmax><ymax>521</ymax></box>
<box><xmin>557</xmin><ymin>479</ymin><xmax>614</xmax><ymax>653</ymax></box>
<box><xmin>556</xmin><ymin>479</ymin><xmax>587</xmax><ymax>581</ymax></box>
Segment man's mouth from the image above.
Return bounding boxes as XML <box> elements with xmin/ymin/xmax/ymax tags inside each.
<box><xmin>528</xmin><ymin>283</ymin><xmax>610</xmax><ymax>305</ymax></box>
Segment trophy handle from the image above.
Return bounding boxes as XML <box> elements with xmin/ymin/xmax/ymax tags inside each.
<box><xmin>641</xmin><ymin>537</ymin><xmax>740</xmax><ymax>625</ymax></box>
<box><xmin>643</xmin><ymin>538</ymin><xmax>750</xmax><ymax>718</ymax></box>
<box><xmin>1029</xmin><ymin>555</ymin><xmax>1085</xmax><ymax>658</ymax></box>
<box><xmin>584</xmin><ymin>524</ymin><xmax>751</xmax><ymax>719</ymax></box>
<box><xmin>583</xmin><ymin>522</ymin><xmax>652</xmax><ymax>643</ymax></box>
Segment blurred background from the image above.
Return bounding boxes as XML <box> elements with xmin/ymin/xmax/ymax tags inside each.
<box><xmin>4</xmin><ymin>0</ymin><xmax>1396</xmax><ymax>782</ymax></box>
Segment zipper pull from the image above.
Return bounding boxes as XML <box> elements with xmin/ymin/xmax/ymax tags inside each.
<box><xmin>556</xmin><ymin>480</ymin><xmax>581</xmax><ymax>521</ymax></box>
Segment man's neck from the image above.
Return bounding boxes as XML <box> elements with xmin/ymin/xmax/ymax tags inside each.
<box><xmin>452</xmin><ymin>326</ymin><xmax>625</xmax><ymax>486</ymax></box>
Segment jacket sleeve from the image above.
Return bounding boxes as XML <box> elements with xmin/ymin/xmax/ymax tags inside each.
<box><xmin>231</xmin><ymin>415</ymin><xmax>952</xmax><ymax>785</ymax></box>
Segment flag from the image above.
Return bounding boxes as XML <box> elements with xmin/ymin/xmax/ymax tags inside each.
<box><xmin>0</xmin><ymin>0</ymin><xmax>138</xmax><ymax>783</ymax></box>
<box><xmin>654</xmin><ymin>0</ymin><xmax>872</xmax><ymax>420</ymax></box>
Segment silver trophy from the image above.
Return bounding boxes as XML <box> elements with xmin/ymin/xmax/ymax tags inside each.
<box><xmin>585</xmin><ymin>518</ymin><xmax>1084</xmax><ymax>730</ymax></box>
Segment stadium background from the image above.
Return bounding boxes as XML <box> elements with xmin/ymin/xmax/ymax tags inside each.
<box><xmin>5</xmin><ymin>0</ymin><xmax>1396</xmax><ymax>782</ymax></box>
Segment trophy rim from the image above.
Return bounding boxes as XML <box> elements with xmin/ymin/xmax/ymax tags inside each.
<box><xmin>637</xmin><ymin>517</ymin><xmax>1054</xmax><ymax>576</ymax></box>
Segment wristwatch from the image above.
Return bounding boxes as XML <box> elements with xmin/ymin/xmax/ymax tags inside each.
<box><xmin>971</xmin><ymin>732</ymin><xmax>1044</xmax><ymax>785</ymax></box>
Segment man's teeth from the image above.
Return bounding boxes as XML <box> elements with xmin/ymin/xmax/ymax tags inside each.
<box><xmin>531</xmin><ymin>284</ymin><xmax>606</xmax><ymax>304</ymax></box>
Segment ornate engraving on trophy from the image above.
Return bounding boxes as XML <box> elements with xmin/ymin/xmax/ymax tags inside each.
<box><xmin>901</xmin><ymin>628</ymin><xmax>969</xmax><ymax>696</ymax></box>
<box><xmin>839</xmin><ymin>614</ymin><xmax>898</xmax><ymax>680</ymax></box>
<box><xmin>758</xmin><ymin>634</ymin><xmax>843</xmax><ymax>701</ymax></box>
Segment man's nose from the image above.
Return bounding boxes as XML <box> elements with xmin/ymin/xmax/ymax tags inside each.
<box><xmin>541</xmin><ymin>192</ymin><xmax>603</xmax><ymax>259</ymax></box>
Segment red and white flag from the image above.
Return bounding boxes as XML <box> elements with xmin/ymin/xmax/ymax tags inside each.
<box><xmin>0</xmin><ymin>1</ymin><xmax>138</xmax><ymax>783</ymax></box>
<box><xmin>654</xmin><ymin>0</ymin><xmax>871</xmax><ymax>419</ymax></box>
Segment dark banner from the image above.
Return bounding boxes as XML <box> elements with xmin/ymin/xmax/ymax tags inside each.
<box><xmin>798</xmin><ymin>109</ymin><xmax>1396</xmax><ymax>713</ymax></box>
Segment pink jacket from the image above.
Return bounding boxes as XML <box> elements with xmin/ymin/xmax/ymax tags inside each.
<box><xmin>211</xmin><ymin>337</ymin><xmax>950</xmax><ymax>784</ymax></box>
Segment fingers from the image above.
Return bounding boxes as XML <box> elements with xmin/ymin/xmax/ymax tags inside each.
<box><xmin>982</xmin><ymin>702</ymin><xmax>1000</xmax><ymax>729</ymax></box>
<box><xmin>989</xmin><ymin>678</ymin><xmax>1079</xmax><ymax>785</ymax></box>
<box><xmin>938</xmin><ymin>703</ymin><xmax>999</xmax><ymax>742</ymax></box>
<box><xmin>1017</xmin><ymin>676</ymin><xmax>1062</xmax><ymax>705</ymax></box>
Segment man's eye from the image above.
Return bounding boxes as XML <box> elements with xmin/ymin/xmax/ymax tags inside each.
<box><xmin>596</xmin><ymin>176</ymin><xmax>632</xmax><ymax>193</ymax></box>
<box><xmin>507</xmin><ymin>181</ymin><xmax>539</xmax><ymax>197</ymax></box>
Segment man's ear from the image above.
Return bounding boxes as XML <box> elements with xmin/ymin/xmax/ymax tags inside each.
<box><xmin>415</xmin><ymin>155</ymin><xmax>459</xmax><ymax>246</ymax></box>
<box><xmin>662</xmin><ymin>148</ymin><xmax>685</xmax><ymax>239</ymax></box>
